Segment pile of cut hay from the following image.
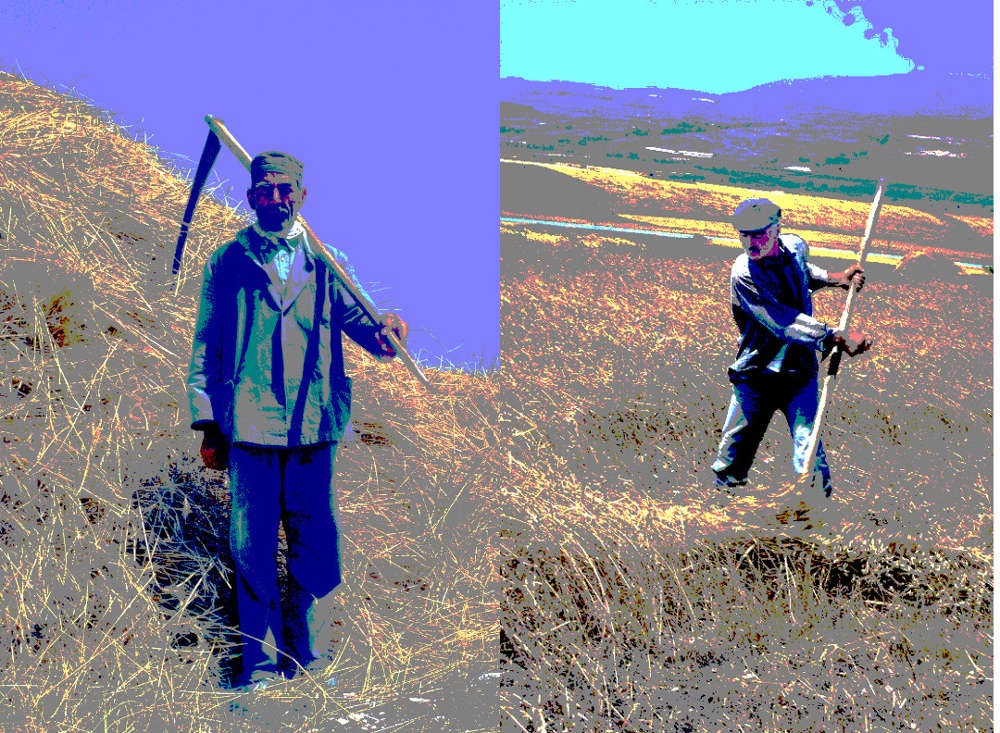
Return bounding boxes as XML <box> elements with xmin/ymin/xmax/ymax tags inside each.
<box><xmin>0</xmin><ymin>72</ymin><xmax>498</xmax><ymax>731</ymax></box>
<box><xmin>498</xmin><ymin>223</ymin><xmax>991</xmax><ymax>731</ymax></box>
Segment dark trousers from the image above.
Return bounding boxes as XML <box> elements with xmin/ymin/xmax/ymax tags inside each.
<box><xmin>711</xmin><ymin>372</ymin><xmax>832</xmax><ymax>491</ymax></box>
<box><xmin>228</xmin><ymin>441</ymin><xmax>342</xmax><ymax>682</ymax></box>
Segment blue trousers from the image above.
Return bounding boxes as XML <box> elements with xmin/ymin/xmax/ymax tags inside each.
<box><xmin>228</xmin><ymin>441</ymin><xmax>342</xmax><ymax>682</ymax></box>
<box><xmin>711</xmin><ymin>372</ymin><xmax>832</xmax><ymax>491</ymax></box>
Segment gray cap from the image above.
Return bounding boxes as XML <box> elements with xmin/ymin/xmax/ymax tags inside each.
<box><xmin>250</xmin><ymin>151</ymin><xmax>304</xmax><ymax>186</ymax></box>
<box><xmin>732</xmin><ymin>198</ymin><xmax>781</xmax><ymax>233</ymax></box>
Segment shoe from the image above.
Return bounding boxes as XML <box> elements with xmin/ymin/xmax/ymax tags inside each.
<box><xmin>248</xmin><ymin>672</ymin><xmax>286</xmax><ymax>692</ymax></box>
<box><xmin>712</xmin><ymin>473</ymin><xmax>746</xmax><ymax>500</ymax></box>
<box><xmin>283</xmin><ymin>653</ymin><xmax>337</xmax><ymax>686</ymax></box>
<box><xmin>801</xmin><ymin>469</ymin><xmax>832</xmax><ymax>498</ymax></box>
<box><xmin>230</xmin><ymin>662</ymin><xmax>290</xmax><ymax>691</ymax></box>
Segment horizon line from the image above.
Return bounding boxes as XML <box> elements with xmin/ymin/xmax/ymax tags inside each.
<box><xmin>500</xmin><ymin>69</ymin><xmax>993</xmax><ymax>97</ymax></box>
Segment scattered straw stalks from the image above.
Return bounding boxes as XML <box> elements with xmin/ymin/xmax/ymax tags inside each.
<box><xmin>0</xmin><ymin>71</ymin><xmax>498</xmax><ymax>731</ymax></box>
<box><xmin>498</xmin><ymin>221</ymin><xmax>992</xmax><ymax>731</ymax></box>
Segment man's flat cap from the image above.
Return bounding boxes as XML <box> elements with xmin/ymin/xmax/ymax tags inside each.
<box><xmin>250</xmin><ymin>151</ymin><xmax>304</xmax><ymax>186</ymax></box>
<box><xmin>731</xmin><ymin>198</ymin><xmax>781</xmax><ymax>233</ymax></box>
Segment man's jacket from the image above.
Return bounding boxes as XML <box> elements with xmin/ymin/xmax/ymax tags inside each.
<box><xmin>187</xmin><ymin>226</ymin><xmax>384</xmax><ymax>446</ymax></box>
<box><xmin>727</xmin><ymin>233</ymin><xmax>834</xmax><ymax>384</ymax></box>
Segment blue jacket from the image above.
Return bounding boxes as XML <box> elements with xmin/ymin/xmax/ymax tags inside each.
<box><xmin>187</xmin><ymin>226</ymin><xmax>384</xmax><ymax>446</ymax></box>
<box><xmin>727</xmin><ymin>233</ymin><xmax>835</xmax><ymax>383</ymax></box>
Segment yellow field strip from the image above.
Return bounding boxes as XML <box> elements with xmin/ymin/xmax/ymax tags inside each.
<box><xmin>502</xmin><ymin>158</ymin><xmax>992</xmax><ymax>275</ymax></box>
<box><xmin>501</xmin><ymin>215</ymin><xmax>991</xmax><ymax>276</ymax></box>
<box><xmin>704</xmin><ymin>234</ymin><xmax>989</xmax><ymax>274</ymax></box>
<box><xmin>503</xmin><ymin>158</ymin><xmax>992</xmax><ymax>239</ymax></box>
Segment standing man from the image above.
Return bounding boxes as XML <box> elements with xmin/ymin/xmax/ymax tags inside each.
<box><xmin>187</xmin><ymin>151</ymin><xmax>407</xmax><ymax>686</ymax></box>
<box><xmin>711</xmin><ymin>198</ymin><xmax>872</xmax><ymax>498</ymax></box>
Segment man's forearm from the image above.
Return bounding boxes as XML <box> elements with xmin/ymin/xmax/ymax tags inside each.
<box><xmin>827</xmin><ymin>271</ymin><xmax>851</xmax><ymax>288</ymax></box>
<box><xmin>827</xmin><ymin>264</ymin><xmax>866</xmax><ymax>290</ymax></box>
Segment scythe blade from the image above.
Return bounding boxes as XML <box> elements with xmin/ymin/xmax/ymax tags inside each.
<box><xmin>171</xmin><ymin>128</ymin><xmax>222</xmax><ymax>275</ymax></box>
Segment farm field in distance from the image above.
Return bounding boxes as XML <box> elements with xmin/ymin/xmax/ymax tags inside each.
<box><xmin>500</xmin><ymin>74</ymin><xmax>993</xmax><ymax>221</ymax></box>
<box><xmin>497</xmin><ymin>159</ymin><xmax>992</xmax><ymax>730</ymax></box>
<box><xmin>501</xmin><ymin>159</ymin><xmax>994</xmax><ymax>269</ymax></box>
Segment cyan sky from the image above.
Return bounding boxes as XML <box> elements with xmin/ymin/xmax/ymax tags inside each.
<box><xmin>501</xmin><ymin>0</ymin><xmax>923</xmax><ymax>93</ymax></box>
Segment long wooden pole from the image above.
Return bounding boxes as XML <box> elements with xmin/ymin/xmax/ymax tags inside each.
<box><xmin>799</xmin><ymin>177</ymin><xmax>886</xmax><ymax>477</ymax></box>
<box><xmin>204</xmin><ymin>116</ymin><xmax>432</xmax><ymax>391</ymax></box>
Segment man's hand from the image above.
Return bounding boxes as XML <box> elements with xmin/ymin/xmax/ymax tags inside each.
<box><xmin>833</xmin><ymin>328</ymin><xmax>874</xmax><ymax>356</ymax></box>
<box><xmin>200</xmin><ymin>424</ymin><xmax>229</xmax><ymax>470</ymax></box>
<box><xmin>832</xmin><ymin>265</ymin><xmax>866</xmax><ymax>291</ymax></box>
<box><xmin>375</xmin><ymin>313</ymin><xmax>408</xmax><ymax>362</ymax></box>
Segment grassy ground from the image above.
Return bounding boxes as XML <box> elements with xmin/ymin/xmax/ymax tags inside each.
<box><xmin>1</xmin><ymin>69</ymin><xmax>992</xmax><ymax>732</ymax></box>
<box><xmin>497</xmin><ymin>185</ymin><xmax>992</xmax><ymax>732</ymax></box>
<box><xmin>0</xmin><ymin>73</ymin><xmax>498</xmax><ymax>731</ymax></box>
<box><xmin>501</xmin><ymin>160</ymin><xmax>994</xmax><ymax>262</ymax></box>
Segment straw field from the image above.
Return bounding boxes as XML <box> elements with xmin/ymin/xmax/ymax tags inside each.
<box><xmin>498</xmin><ymin>178</ymin><xmax>992</xmax><ymax>732</ymax></box>
<box><xmin>0</xmin><ymin>72</ymin><xmax>499</xmax><ymax>731</ymax></box>
<box><xmin>502</xmin><ymin>160</ymin><xmax>994</xmax><ymax>262</ymax></box>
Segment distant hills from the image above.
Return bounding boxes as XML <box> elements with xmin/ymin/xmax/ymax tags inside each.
<box><xmin>502</xmin><ymin>71</ymin><xmax>991</xmax><ymax>121</ymax></box>
<box><xmin>500</xmin><ymin>72</ymin><xmax>993</xmax><ymax>209</ymax></box>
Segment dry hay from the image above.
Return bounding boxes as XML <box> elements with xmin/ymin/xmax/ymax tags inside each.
<box><xmin>0</xmin><ymin>71</ymin><xmax>498</xmax><ymax>731</ymax></box>
<box><xmin>500</xmin><ymin>524</ymin><xmax>990</xmax><ymax>732</ymax></box>
<box><xmin>892</xmin><ymin>249</ymin><xmax>964</xmax><ymax>281</ymax></box>
<box><xmin>497</xmin><ymin>223</ymin><xmax>992</xmax><ymax>731</ymax></box>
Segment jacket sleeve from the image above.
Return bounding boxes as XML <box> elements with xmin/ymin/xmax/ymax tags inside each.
<box><xmin>783</xmin><ymin>233</ymin><xmax>830</xmax><ymax>291</ymax></box>
<box><xmin>325</xmin><ymin>253</ymin><xmax>385</xmax><ymax>358</ymax></box>
<box><xmin>187</xmin><ymin>257</ymin><xmax>225</xmax><ymax>429</ymax></box>
<box><xmin>731</xmin><ymin>268</ymin><xmax>833</xmax><ymax>351</ymax></box>
<box><xmin>807</xmin><ymin>262</ymin><xmax>831</xmax><ymax>291</ymax></box>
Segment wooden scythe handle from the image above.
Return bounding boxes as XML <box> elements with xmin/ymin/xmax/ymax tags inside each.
<box><xmin>799</xmin><ymin>177</ymin><xmax>886</xmax><ymax>477</ymax></box>
<box><xmin>204</xmin><ymin>116</ymin><xmax>432</xmax><ymax>391</ymax></box>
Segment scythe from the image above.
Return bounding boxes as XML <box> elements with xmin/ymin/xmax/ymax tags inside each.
<box><xmin>799</xmin><ymin>177</ymin><xmax>886</xmax><ymax>481</ymax></box>
<box><xmin>172</xmin><ymin>116</ymin><xmax>432</xmax><ymax>391</ymax></box>
<box><xmin>171</xmin><ymin>127</ymin><xmax>220</xmax><ymax>277</ymax></box>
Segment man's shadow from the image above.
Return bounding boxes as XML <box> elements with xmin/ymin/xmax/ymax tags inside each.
<box><xmin>128</xmin><ymin>453</ymin><xmax>244</xmax><ymax>686</ymax></box>
<box><xmin>127</xmin><ymin>424</ymin><xmax>370</xmax><ymax>687</ymax></box>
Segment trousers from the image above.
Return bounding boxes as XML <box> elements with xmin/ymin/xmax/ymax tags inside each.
<box><xmin>711</xmin><ymin>372</ymin><xmax>832</xmax><ymax>491</ymax></box>
<box><xmin>228</xmin><ymin>441</ymin><xmax>342</xmax><ymax>681</ymax></box>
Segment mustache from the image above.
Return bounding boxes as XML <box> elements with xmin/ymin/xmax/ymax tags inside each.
<box><xmin>259</xmin><ymin>205</ymin><xmax>291</xmax><ymax>219</ymax></box>
<box><xmin>256</xmin><ymin>205</ymin><xmax>293</xmax><ymax>231</ymax></box>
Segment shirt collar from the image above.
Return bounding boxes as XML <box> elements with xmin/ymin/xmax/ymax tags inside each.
<box><xmin>756</xmin><ymin>242</ymin><xmax>792</xmax><ymax>269</ymax></box>
<box><xmin>248</xmin><ymin>221</ymin><xmax>311</xmax><ymax>269</ymax></box>
<box><xmin>252</xmin><ymin>219</ymin><xmax>304</xmax><ymax>248</ymax></box>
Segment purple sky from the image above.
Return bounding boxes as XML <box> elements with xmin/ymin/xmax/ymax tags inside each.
<box><xmin>823</xmin><ymin>0</ymin><xmax>992</xmax><ymax>75</ymax></box>
<box><xmin>2</xmin><ymin>0</ymin><xmax>497</xmax><ymax>369</ymax></box>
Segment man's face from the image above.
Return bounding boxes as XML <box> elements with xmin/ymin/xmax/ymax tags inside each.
<box><xmin>739</xmin><ymin>223</ymin><xmax>781</xmax><ymax>261</ymax></box>
<box><xmin>246</xmin><ymin>171</ymin><xmax>307</xmax><ymax>233</ymax></box>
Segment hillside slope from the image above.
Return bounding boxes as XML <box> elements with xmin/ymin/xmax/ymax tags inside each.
<box><xmin>0</xmin><ymin>72</ymin><xmax>498</xmax><ymax>731</ymax></box>
<box><xmin>498</xmin><ymin>219</ymin><xmax>992</xmax><ymax>730</ymax></box>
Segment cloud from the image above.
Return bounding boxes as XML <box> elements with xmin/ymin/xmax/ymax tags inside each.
<box><xmin>807</xmin><ymin>0</ymin><xmax>911</xmax><ymax>58</ymax></box>
<box><xmin>822</xmin><ymin>0</ymin><xmax>990</xmax><ymax>73</ymax></box>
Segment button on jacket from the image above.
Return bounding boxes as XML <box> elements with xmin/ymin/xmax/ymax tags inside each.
<box><xmin>726</xmin><ymin>233</ymin><xmax>834</xmax><ymax>384</ymax></box>
<box><xmin>187</xmin><ymin>225</ymin><xmax>384</xmax><ymax>446</ymax></box>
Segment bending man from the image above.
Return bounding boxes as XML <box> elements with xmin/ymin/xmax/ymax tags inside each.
<box><xmin>711</xmin><ymin>198</ymin><xmax>872</xmax><ymax>497</ymax></box>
